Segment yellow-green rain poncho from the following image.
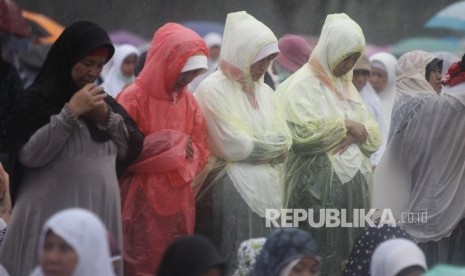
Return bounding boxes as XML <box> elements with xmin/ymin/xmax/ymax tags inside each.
<box><xmin>276</xmin><ymin>13</ymin><xmax>382</xmax><ymax>275</ymax></box>
<box><xmin>193</xmin><ymin>11</ymin><xmax>292</xmax><ymax>272</ymax></box>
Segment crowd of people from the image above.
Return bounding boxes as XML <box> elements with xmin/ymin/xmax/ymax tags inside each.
<box><xmin>0</xmin><ymin>6</ymin><xmax>465</xmax><ymax>276</ymax></box>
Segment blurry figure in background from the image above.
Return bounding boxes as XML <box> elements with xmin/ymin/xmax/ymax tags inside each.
<box><xmin>0</xmin><ymin>21</ymin><xmax>144</xmax><ymax>276</ymax></box>
<box><xmin>373</xmin><ymin>51</ymin><xmax>465</xmax><ymax>269</ymax></box>
<box><xmin>370</xmin><ymin>239</ymin><xmax>427</xmax><ymax>276</ymax></box>
<box><xmin>30</xmin><ymin>208</ymin><xmax>116</xmax><ymax>276</ymax></box>
<box><xmin>194</xmin><ymin>11</ymin><xmax>292</xmax><ymax>273</ymax></box>
<box><xmin>442</xmin><ymin>53</ymin><xmax>465</xmax><ymax>94</ymax></box>
<box><xmin>277</xmin><ymin>13</ymin><xmax>381</xmax><ymax>275</ymax></box>
<box><xmin>432</xmin><ymin>51</ymin><xmax>459</xmax><ymax>76</ymax></box>
<box><xmin>424</xmin><ymin>56</ymin><xmax>443</xmax><ymax>94</ymax></box>
<box><xmin>232</xmin><ymin>238</ymin><xmax>266</xmax><ymax>276</ymax></box>
<box><xmin>17</xmin><ymin>44</ymin><xmax>50</xmax><ymax>87</ymax></box>
<box><xmin>252</xmin><ymin>228</ymin><xmax>320</xmax><ymax>276</ymax></box>
<box><xmin>157</xmin><ymin>235</ymin><xmax>226</xmax><ymax>276</ymax></box>
<box><xmin>102</xmin><ymin>44</ymin><xmax>140</xmax><ymax>97</ymax></box>
<box><xmin>134</xmin><ymin>50</ymin><xmax>147</xmax><ymax>77</ymax></box>
<box><xmin>353</xmin><ymin>55</ymin><xmax>387</xmax><ymax>168</ymax></box>
<box><xmin>369</xmin><ymin>52</ymin><xmax>397</xmax><ymax>134</ymax></box>
<box><xmin>273</xmin><ymin>34</ymin><xmax>311</xmax><ymax>87</ymax></box>
<box><xmin>343</xmin><ymin>224</ymin><xmax>412</xmax><ymax>276</ymax></box>
<box><xmin>189</xmin><ymin>32</ymin><xmax>222</xmax><ymax>92</ymax></box>
<box><xmin>116</xmin><ymin>23</ymin><xmax>210</xmax><ymax>275</ymax></box>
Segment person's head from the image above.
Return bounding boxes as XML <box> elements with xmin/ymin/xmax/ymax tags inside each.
<box><xmin>218</xmin><ymin>11</ymin><xmax>279</xmax><ymax>92</ymax></box>
<box><xmin>370</xmin><ymin>238</ymin><xmax>426</xmax><ymax>276</ymax></box>
<box><xmin>112</xmin><ymin>44</ymin><xmax>140</xmax><ymax>78</ymax></box>
<box><xmin>395</xmin><ymin>50</ymin><xmax>439</xmax><ymax>97</ymax></box>
<box><xmin>134</xmin><ymin>50</ymin><xmax>147</xmax><ymax>77</ymax></box>
<box><xmin>137</xmin><ymin>23</ymin><xmax>208</xmax><ymax>99</ymax></box>
<box><xmin>37</xmin><ymin>208</ymin><xmax>114</xmax><ymax>276</ymax></box>
<box><xmin>343</xmin><ymin>224</ymin><xmax>412</xmax><ymax>276</ymax></box>
<box><xmin>157</xmin><ymin>235</ymin><xmax>226</xmax><ymax>276</ymax></box>
<box><xmin>203</xmin><ymin>32</ymin><xmax>222</xmax><ymax>61</ymax></box>
<box><xmin>369</xmin><ymin>52</ymin><xmax>398</xmax><ymax>94</ymax></box>
<box><xmin>276</xmin><ymin>34</ymin><xmax>312</xmax><ymax>74</ymax></box>
<box><xmin>33</xmin><ymin>20</ymin><xmax>114</xmax><ymax>100</ymax></box>
<box><xmin>425</xmin><ymin>58</ymin><xmax>443</xmax><ymax>93</ymax></box>
<box><xmin>309</xmin><ymin>13</ymin><xmax>365</xmax><ymax>80</ymax></box>
<box><xmin>352</xmin><ymin>55</ymin><xmax>371</xmax><ymax>91</ymax></box>
<box><xmin>233</xmin><ymin>237</ymin><xmax>266</xmax><ymax>276</ymax></box>
<box><xmin>253</xmin><ymin>228</ymin><xmax>320</xmax><ymax>276</ymax></box>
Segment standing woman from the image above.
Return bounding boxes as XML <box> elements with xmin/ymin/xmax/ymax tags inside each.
<box><xmin>0</xmin><ymin>21</ymin><xmax>143</xmax><ymax>276</ymax></box>
<box><xmin>116</xmin><ymin>23</ymin><xmax>210</xmax><ymax>275</ymax></box>
<box><xmin>276</xmin><ymin>13</ymin><xmax>381</xmax><ymax>275</ymax></box>
<box><xmin>194</xmin><ymin>11</ymin><xmax>292</xmax><ymax>272</ymax></box>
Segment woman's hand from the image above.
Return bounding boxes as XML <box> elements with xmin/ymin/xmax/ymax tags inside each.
<box><xmin>68</xmin><ymin>84</ymin><xmax>107</xmax><ymax>117</ymax></box>
<box><xmin>82</xmin><ymin>102</ymin><xmax>109</xmax><ymax>125</ymax></box>
<box><xmin>345</xmin><ymin>119</ymin><xmax>368</xmax><ymax>143</ymax></box>
<box><xmin>333</xmin><ymin>133</ymin><xmax>358</xmax><ymax>154</ymax></box>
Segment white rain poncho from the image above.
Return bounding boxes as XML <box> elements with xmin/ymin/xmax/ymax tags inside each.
<box><xmin>373</xmin><ymin>51</ymin><xmax>465</xmax><ymax>243</ymax></box>
<box><xmin>276</xmin><ymin>13</ymin><xmax>381</xmax><ymax>276</ymax></box>
<box><xmin>194</xmin><ymin>11</ymin><xmax>292</xmax><ymax>217</ymax></box>
<box><xmin>194</xmin><ymin>11</ymin><xmax>292</xmax><ymax>273</ymax></box>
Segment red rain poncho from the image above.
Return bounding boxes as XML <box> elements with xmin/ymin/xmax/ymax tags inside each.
<box><xmin>116</xmin><ymin>23</ymin><xmax>210</xmax><ymax>275</ymax></box>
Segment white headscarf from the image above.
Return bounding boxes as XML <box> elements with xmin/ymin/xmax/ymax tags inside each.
<box><xmin>102</xmin><ymin>44</ymin><xmax>140</xmax><ymax>97</ymax></box>
<box><xmin>30</xmin><ymin>208</ymin><xmax>115</xmax><ymax>276</ymax></box>
<box><xmin>369</xmin><ymin>52</ymin><xmax>397</xmax><ymax>133</ymax></box>
<box><xmin>370</xmin><ymin>238</ymin><xmax>426</xmax><ymax>276</ymax></box>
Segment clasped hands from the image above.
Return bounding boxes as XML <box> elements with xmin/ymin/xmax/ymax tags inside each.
<box><xmin>68</xmin><ymin>83</ymin><xmax>109</xmax><ymax>125</ymax></box>
<box><xmin>333</xmin><ymin>119</ymin><xmax>368</xmax><ymax>154</ymax></box>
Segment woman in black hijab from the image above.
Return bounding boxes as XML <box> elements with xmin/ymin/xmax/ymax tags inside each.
<box><xmin>157</xmin><ymin>235</ymin><xmax>226</xmax><ymax>276</ymax></box>
<box><xmin>0</xmin><ymin>21</ymin><xmax>143</xmax><ymax>276</ymax></box>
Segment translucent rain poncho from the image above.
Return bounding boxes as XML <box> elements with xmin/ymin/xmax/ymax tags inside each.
<box><xmin>116</xmin><ymin>23</ymin><xmax>210</xmax><ymax>275</ymax></box>
<box><xmin>194</xmin><ymin>11</ymin><xmax>292</xmax><ymax>217</ymax></box>
<box><xmin>276</xmin><ymin>13</ymin><xmax>381</xmax><ymax>275</ymax></box>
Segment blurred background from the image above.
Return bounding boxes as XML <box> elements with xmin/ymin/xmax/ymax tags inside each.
<box><xmin>7</xmin><ymin>0</ymin><xmax>465</xmax><ymax>57</ymax></box>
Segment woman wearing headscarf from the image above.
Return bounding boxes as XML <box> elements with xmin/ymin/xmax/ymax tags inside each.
<box><xmin>102</xmin><ymin>44</ymin><xmax>140</xmax><ymax>98</ymax></box>
<box><xmin>157</xmin><ymin>235</ymin><xmax>226</xmax><ymax>276</ymax></box>
<box><xmin>30</xmin><ymin>208</ymin><xmax>116</xmax><ymax>276</ymax></box>
<box><xmin>116</xmin><ymin>23</ymin><xmax>210</xmax><ymax>275</ymax></box>
<box><xmin>252</xmin><ymin>228</ymin><xmax>320</xmax><ymax>276</ymax></box>
<box><xmin>276</xmin><ymin>13</ymin><xmax>382</xmax><ymax>275</ymax></box>
<box><xmin>343</xmin><ymin>224</ymin><xmax>412</xmax><ymax>276</ymax></box>
<box><xmin>368</xmin><ymin>52</ymin><xmax>397</xmax><ymax>134</ymax></box>
<box><xmin>233</xmin><ymin>238</ymin><xmax>266</xmax><ymax>276</ymax></box>
<box><xmin>0</xmin><ymin>21</ymin><xmax>143</xmax><ymax>276</ymax></box>
<box><xmin>373</xmin><ymin>51</ymin><xmax>465</xmax><ymax>268</ymax></box>
<box><xmin>193</xmin><ymin>11</ymin><xmax>292</xmax><ymax>273</ymax></box>
<box><xmin>370</xmin><ymin>239</ymin><xmax>427</xmax><ymax>276</ymax></box>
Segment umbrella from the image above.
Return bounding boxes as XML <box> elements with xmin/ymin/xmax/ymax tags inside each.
<box><xmin>389</xmin><ymin>36</ymin><xmax>463</xmax><ymax>57</ymax></box>
<box><xmin>22</xmin><ymin>10</ymin><xmax>64</xmax><ymax>45</ymax></box>
<box><xmin>109</xmin><ymin>30</ymin><xmax>149</xmax><ymax>48</ymax></box>
<box><xmin>425</xmin><ymin>1</ymin><xmax>465</xmax><ymax>31</ymax></box>
<box><xmin>0</xmin><ymin>0</ymin><xmax>31</xmax><ymax>38</ymax></box>
<box><xmin>180</xmin><ymin>21</ymin><xmax>224</xmax><ymax>38</ymax></box>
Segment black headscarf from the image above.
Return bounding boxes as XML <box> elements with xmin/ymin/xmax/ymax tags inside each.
<box><xmin>8</xmin><ymin>21</ymin><xmax>144</xmax><ymax>203</ymax></box>
<box><xmin>157</xmin><ymin>235</ymin><xmax>226</xmax><ymax>276</ymax></box>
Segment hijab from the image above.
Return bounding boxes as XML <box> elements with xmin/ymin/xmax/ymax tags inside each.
<box><xmin>8</xmin><ymin>21</ymin><xmax>144</xmax><ymax>203</ymax></box>
<box><xmin>343</xmin><ymin>225</ymin><xmax>412</xmax><ymax>276</ymax></box>
<box><xmin>370</xmin><ymin>238</ymin><xmax>426</xmax><ymax>276</ymax></box>
<box><xmin>30</xmin><ymin>208</ymin><xmax>115</xmax><ymax>276</ymax></box>
<box><xmin>233</xmin><ymin>238</ymin><xmax>266</xmax><ymax>276</ymax></box>
<box><xmin>157</xmin><ymin>235</ymin><xmax>226</xmax><ymax>276</ymax></box>
<box><xmin>252</xmin><ymin>228</ymin><xmax>319</xmax><ymax>276</ymax></box>
<box><xmin>102</xmin><ymin>44</ymin><xmax>140</xmax><ymax>97</ymax></box>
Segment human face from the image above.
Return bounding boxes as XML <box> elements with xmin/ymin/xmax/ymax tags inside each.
<box><xmin>289</xmin><ymin>257</ymin><xmax>320</xmax><ymax>276</ymax></box>
<box><xmin>40</xmin><ymin>231</ymin><xmax>78</xmax><ymax>276</ymax></box>
<box><xmin>332</xmin><ymin>52</ymin><xmax>361</xmax><ymax>77</ymax></box>
<box><xmin>121</xmin><ymin>53</ymin><xmax>138</xmax><ymax>77</ymax></box>
<box><xmin>352</xmin><ymin>69</ymin><xmax>370</xmax><ymax>92</ymax></box>
<box><xmin>427</xmin><ymin>65</ymin><xmax>442</xmax><ymax>93</ymax></box>
<box><xmin>250</xmin><ymin>53</ymin><xmax>278</xmax><ymax>81</ymax></box>
<box><xmin>173</xmin><ymin>68</ymin><xmax>204</xmax><ymax>92</ymax></box>
<box><xmin>209</xmin><ymin>45</ymin><xmax>221</xmax><ymax>60</ymax></box>
<box><xmin>370</xmin><ymin>67</ymin><xmax>388</xmax><ymax>93</ymax></box>
<box><xmin>71</xmin><ymin>55</ymin><xmax>107</xmax><ymax>89</ymax></box>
